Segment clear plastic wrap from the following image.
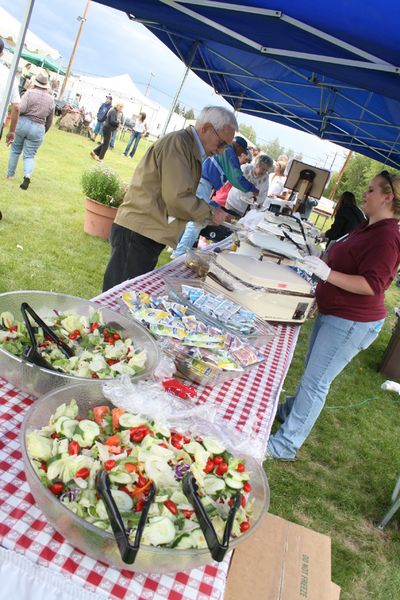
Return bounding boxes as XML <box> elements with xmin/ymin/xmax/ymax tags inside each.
<box><xmin>102</xmin><ymin>375</ymin><xmax>266</xmax><ymax>461</ymax></box>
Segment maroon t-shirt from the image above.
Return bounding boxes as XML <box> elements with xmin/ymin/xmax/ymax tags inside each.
<box><xmin>316</xmin><ymin>218</ymin><xmax>400</xmax><ymax>321</ymax></box>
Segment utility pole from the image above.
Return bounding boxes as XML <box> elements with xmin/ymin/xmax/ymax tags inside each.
<box><xmin>145</xmin><ymin>72</ymin><xmax>155</xmax><ymax>98</ymax></box>
<box><xmin>329</xmin><ymin>150</ymin><xmax>353</xmax><ymax>200</ymax></box>
<box><xmin>59</xmin><ymin>0</ymin><xmax>90</xmax><ymax>99</ymax></box>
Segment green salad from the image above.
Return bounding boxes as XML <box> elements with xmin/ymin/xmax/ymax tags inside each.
<box><xmin>0</xmin><ymin>308</ymin><xmax>147</xmax><ymax>379</ymax></box>
<box><xmin>27</xmin><ymin>400</ymin><xmax>255</xmax><ymax>549</ymax></box>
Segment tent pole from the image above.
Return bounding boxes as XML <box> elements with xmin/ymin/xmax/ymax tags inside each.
<box><xmin>0</xmin><ymin>0</ymin><xmax>35</xmax><ymax>139</ymax></box>
<box><xmin>329</xmin><ymin>150</ymin><xmax>353</xmax><ymax>200</ymax></box>
<box><xmin>59</xmin><ymin>0</ymin><xmax>90</xmax><ymax>100</ymax></box>
<box><xmin>161</xmin><ymin>41</ymin><xmax>198</xmax><ymax>136</ymax></box>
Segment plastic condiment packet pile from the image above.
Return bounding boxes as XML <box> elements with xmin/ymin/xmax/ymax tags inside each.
<box><xmin>121</xmin><ymin>291</ymin><xmax>264</xmax><ymax>371</ymax></box>
<box><xmin>181</xmin><ymin>284</ymin><xmax>257</xmax><ymax>334</ymax></box>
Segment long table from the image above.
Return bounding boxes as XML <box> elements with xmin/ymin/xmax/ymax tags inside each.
<box><xmin>0</xmin><ymin>255</ymin><xmax>300</xmax><ymax>599</ymax></box>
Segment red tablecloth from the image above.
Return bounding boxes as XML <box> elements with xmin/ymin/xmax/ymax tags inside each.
<box><xmin>0</xmin><ymin>256</ymin><xmax>299</xmax><ymax>599</ymax></box>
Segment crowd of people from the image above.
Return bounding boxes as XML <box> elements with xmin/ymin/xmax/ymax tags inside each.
<box><xmin>2</xmin><ymin>36</ymin><xmax>400</xmax><ymax>465</ymax></box>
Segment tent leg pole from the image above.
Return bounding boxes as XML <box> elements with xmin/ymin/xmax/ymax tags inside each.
<box><xmin>161</xmin><ymin>41</ymin><xmax>199</xmax><ymax>137</ymax></box>
<box><xmin>0</xmin><ymin>0</ymin><xmax>36</xmax><ymax>138</ymax></box>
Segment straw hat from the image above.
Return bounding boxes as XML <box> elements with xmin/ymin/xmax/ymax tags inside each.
<box><xmin>32</xmin><ymin>71</ymin><xmax>49</xmax><ymax>89</ymax></box>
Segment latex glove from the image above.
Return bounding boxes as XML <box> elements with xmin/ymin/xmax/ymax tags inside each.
<box><xmin>301</xmin><ymin>255</ymin><xmax>331</xmax><ymax>281</ymax></box>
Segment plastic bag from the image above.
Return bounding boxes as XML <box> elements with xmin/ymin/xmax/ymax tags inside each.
<box><xmin>102</xmin><ymin>375</ymin><xmax>265</xmax><ymax>461</ymax></box>
<box><xmin>381</xmin><ymin>380</ymin><xmax>400</xmax><ymax>395</ymax></box>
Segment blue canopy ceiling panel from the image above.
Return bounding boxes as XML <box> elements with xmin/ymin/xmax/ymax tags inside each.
<box><xmin>95</xmin><ymin>0</ymin><xmax>400</xmax><ymax>168</ymax></box>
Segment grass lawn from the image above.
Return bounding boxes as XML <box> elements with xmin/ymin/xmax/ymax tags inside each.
<box><xmin>1</xmin><ymin>127</ymin><xmax>400</xmax><ymax>598</ymax></box>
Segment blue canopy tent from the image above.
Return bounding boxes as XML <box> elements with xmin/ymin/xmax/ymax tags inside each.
<box><xmin>94</xmin><ymin>0</ymin><xmax>400</xmax><ymax>168</ymax></box>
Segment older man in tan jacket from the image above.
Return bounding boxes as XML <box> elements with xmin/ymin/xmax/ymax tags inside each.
<box><xmin>103</xmin><ymin>106</ymin><xmax>237</xmax><ymax>291</ymax></box>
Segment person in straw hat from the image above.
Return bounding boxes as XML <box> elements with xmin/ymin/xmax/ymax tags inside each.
<box><xmin>7</xmin><ymin>70</ymin><xmax>55</xmax><ymax>190</ymax></box>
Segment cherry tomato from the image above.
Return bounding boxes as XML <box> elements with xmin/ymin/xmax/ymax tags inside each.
<box><xmin>240</xmin><ymin>521</ymin><xmax>251</xmax><ymax>532</ymax></box>
<box><xmin>204</xmin><ymin>459</ymin><xmax>215</xmax><ymax>473</ymax></box>
<box><xmin>50</xmin><ymin>432</ymin><xmax>60</xmax><ymax>439</ymax></box>
<box><xmin>243</xmin><ymin>482</ymin><xmax>252</xmax><ymax>493</ymax></box>
<box><xmin>49</xmin><ymin>482</ymin><xmax>64</xmax><ymax>495</ymax></box>
<box><xmin>107</xmin><ymin>445</ymin><xmax>121</xmax><ymax>455</ymax></box>
<box><xmin>75</xmin><ymin>468</ymin><xmax>90</xmax><ymax>480</ymax></box>
<box><xmin>113</xmin><ymin>333</ymin><xmax>120</xmax><ymax>340</ymax></box>
<box><xmin>215</xmin><ymin>462</ymin><xmax>228</xmax><ymax>476</ymax></box>
<box><xmin>164</xmin><ymin>500</ymin><xmax>178</xmax><ymax>515</ymax></box>
<box><xmin>241</xmin><ymin>496</ymin><xmax>246</xmax><ymax>508</ymax></box>
<box><xmin>131</xmin><ymin>431</ymin><xmax>146</xmax><ymax>443</ymax></box>
<box><xmin>90</xmin><ymin>322</ymin><xmax>99</xmax><ymax>332</ymax></box>
<box><xmin>91</xmin><ymin>373</ymin><xmax>99</xmax><ymax>379</ymax></box>
<box><xmin>182</xmin><ymin>509</ymin><xmax>194</xmax><ymax>519</ymax></box>
<box><xmin>39</xmin><ymin>463</ymin><xmax>47</xmax><ymax>472</ymax></box>
<box><xmin>104</xmin><ymin>459</ymin><xmax>116</xmax><ymax>471</ymax></box>
<box><xmin>237</xmin><ymin>463</ymin><xmax>245</xmax><ymax>473</ymax></box>
<box><xmin>68</xmin><ymin>441</ymin><xmax>80</xmax><ymax>455</ymax></box>
<box><xmin>213</xmin><ymin>456</ymin><xmax>224</xmax><ymax>465</ymax></box>
<box><xmin>135</xmin><ymin>500</ymin><xmax>145</xmax><ymax>512</ymax></box>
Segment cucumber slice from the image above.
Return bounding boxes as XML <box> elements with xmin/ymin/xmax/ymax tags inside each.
<box><xmin>109</xmin><ymin>471</ymin><xmax>132</xmax><ymax>485</ymax></box>
<box><xmin>203</xmin><ymin>475</ymin><xmax>226</xmax><ymax>495</ymax></box>
<box><xmin>76</xmin><ymin>420</ymin><xmax>100</xmax><ymax>441</ymax></box>
<box><xmin>60</xmin><ymin>419</ymin><xmax>78</xmax><ymax>438</ymax></box>
<box><xmin>174</xmin><ymin>533</ymin><xmax>193</xmax><ymax>549</ymax></box>
<box><xmin>111</xmin><ymin>489</ymin><xmax>134</xmax><ymax>512</ymax></box>
<box><xmin>202</xmin><ymin>437</ymin><xmax>226</xmax><ymax>455</ymax></box>
<box><xmin>225</xmin><ymin>475</ymin><xmax>243</xmax><ymax>490</ymax></box>
<box><xmin>54</xmin><ymin>416</ymin><xmax>70</xmax><ymax>434</ymax></box>
<box><xmin>142</xmin><ymin>516</ymin><xmax>176</xmax><ymax>546</ymax></box>
<box><xmin>118</xmin><ymin>413</ymin><xmax>147</xmax><ymax>428</ymax></box>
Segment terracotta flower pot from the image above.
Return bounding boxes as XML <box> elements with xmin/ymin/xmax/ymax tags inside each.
<box><xmin>84</xmin><ymin>197</ymin><xmax>117</xmax><ymax>240</ymax></box>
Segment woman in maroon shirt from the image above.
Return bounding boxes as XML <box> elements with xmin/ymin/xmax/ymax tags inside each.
<box><xmin>267</xmin><ymin>171</ymin><xmax>400</xmax><ymax>461</ymax></box>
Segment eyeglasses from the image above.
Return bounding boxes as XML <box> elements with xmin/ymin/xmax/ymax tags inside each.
<box><xmin>210</xmin><ymin>125</ymin><xmax>229</xmax><ymax>150</ymax></box>
<box><xmin>380</xmin><ymin>170</ymin><xmax>396</xmax><ymax>197</ymax></box>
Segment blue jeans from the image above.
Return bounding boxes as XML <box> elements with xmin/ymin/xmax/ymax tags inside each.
<box><xmin>124</xmin><ymin>130</ymin><xmax>142</xmax><ymax>157</ymax></box>
<box><xmin>173</xmin><ymin>178</ymin><xmax>214</xmax><ymax>257</ymax></box>
<box><xmin>268</xmin><ymin>313</ymin><xmax>384</xmax><ymax>460</ymax></box>
<box><xmin>7</xmin><ymin>116</ymin><xmax>45</xmax><ymax>178</ymax></box>
<box><xmin>93</xmin><ymin>120</ymin><xmax>103</xmax><ymax>136</ymax></box>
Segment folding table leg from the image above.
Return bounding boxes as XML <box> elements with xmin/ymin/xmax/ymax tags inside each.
<box><xmin>376</xmin><ymin>477</ymin><xmax>400</xmax><ymax>530</ymax></box>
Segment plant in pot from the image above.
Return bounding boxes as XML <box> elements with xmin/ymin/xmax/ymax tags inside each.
<box><xmin>82</xmin><ymin>166</ymin><xmax>128</xmax><ymax>240</ymax></box>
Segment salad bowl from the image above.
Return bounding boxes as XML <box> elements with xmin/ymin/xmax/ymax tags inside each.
<box><xmin>0</xmin><ymin>291</ymin><xmax>160</xmax><ymax>397</ymax></box>
<box><xmin>21</xmin><ymin>382</ymin><xmax>270</xmax><ymax>574</ymax></box>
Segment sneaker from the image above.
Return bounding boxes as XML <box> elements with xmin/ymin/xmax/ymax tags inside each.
<box><xmin>20</xmin><ymin>176</ymin><xmax>30</xmax><ymax>190</ymax></box>
<box><xmin>264</xmin><ymin>446</ymin><xmax>296</xmax><ymax>462</ymax></box>
<box><xmin>90</xmin><ymin>151</ymin><xmax>98</xmax><ymax>160</ymax></box>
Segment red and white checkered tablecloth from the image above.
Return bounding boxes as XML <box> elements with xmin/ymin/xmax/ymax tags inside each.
<box><xmin>0</xmin><ymin>256</ymin><xmax>300</xmax><ymax>600</ymax></box>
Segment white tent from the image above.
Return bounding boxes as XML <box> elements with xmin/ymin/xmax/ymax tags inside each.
<box><xmin>0</xmin><ymin>6</ymin><xmax>60</xmax><ymax>59</ymax></box>
<box><xmin>68</xmin><ymin>72</ymin><xmax>185</xmax><ymax>136</ymax></box>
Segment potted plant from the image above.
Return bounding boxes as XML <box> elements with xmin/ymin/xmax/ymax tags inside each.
<box><xmin>81</xmin><ymin>166</ymin><xmax>127</xmax><ymax>240</ymax></box>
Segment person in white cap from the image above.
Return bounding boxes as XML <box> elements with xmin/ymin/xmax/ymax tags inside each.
<box><xmin>7</xmin><ymin>70</ymin><xmax>54</xmax><ymax>190</ymax></box>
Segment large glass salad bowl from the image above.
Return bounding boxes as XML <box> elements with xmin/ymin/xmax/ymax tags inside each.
<box><xmin>21</xmin><ymin>382</ymin><xmax>270</xmax><ymax>574</ymax></box>
<box><xmin>0</xmin><ymin>291</ymin><xmax>159</xmax><ymax>397</ymax></box>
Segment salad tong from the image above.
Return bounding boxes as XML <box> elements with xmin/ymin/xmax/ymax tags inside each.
<box><xmin>96</xmin><ymin>470</ymin><xmax>156</xmax><ymax>564</ymax></box>
<box><xmin>20</xmin><ymin>302</ymin><xmax>74</xmax><ymax>370</ymax></box>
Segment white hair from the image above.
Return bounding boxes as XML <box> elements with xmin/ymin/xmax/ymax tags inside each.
<box><xmin>255</xmin><ymin>154</ymin><xmax>274</xmax><ymax>169</ymax></box>
<box><xmin>196</xmin><ymin>106</ymin><xmax>238</xmax><ymax>130</ymax></box>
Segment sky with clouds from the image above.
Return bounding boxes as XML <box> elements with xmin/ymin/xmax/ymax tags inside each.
<box><xmin>1</xmin><ymin>0</ymin><xmax>347</xmax><ymax>169</ymax></box>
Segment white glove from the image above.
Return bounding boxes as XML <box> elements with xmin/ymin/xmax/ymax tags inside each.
<box><xmin>301</xmin><ymin>255</ymin><xmax>331</xmax><ymax>281</ymax></box>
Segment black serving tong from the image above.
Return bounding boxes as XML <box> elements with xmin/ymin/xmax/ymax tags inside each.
<box><xmin>20</xmin><ymin>302</ymin><xmax>74</xmax><ymax>370</ymax></box>
<box><xmin>182</xmin><ymin>472</ymin><xmax>242</xmax><ymax>562</ymax></box>
<box><xmin>96</xmin><ymin>470</ymin><xmax>156</xmax><ymax>564</ymax></box>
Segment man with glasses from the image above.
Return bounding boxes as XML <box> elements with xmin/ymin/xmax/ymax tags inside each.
<box><xmin>173</xmin><ymin>135</ymin><xmax>259</xmax><ymax>257</ymax></box>
<box><xmin>103</xmin><ymin>106</ymin><xmax>236</xmax><ymax>291</ymax></box>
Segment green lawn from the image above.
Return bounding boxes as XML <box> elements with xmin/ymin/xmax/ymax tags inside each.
<box><xmin>1</xmin><ymin>127</ymin><xmax>400</xmax><ymax>599</ymax></box>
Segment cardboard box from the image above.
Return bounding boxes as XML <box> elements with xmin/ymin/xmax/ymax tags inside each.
<box><xmin>225</xmin><ymin>513</ymin><xmax>340</xmax><ymax>600</ymax></box>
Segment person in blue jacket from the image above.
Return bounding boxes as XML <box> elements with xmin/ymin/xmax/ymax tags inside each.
<box><xmin>92</xmin><ymin>95</ymin><xmax>112</xmax><ymax>142</ymax></box>
<box><xmin>172</xmin><ymin>136</ymin><xmax>258</xmax><ymax>257</ymax></box>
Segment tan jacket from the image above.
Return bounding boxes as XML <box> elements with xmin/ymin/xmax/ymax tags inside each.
<box><xmin>115</xmin><ymin>127</ymin><xmax>214</xmax><ymax>247</ymax></box>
